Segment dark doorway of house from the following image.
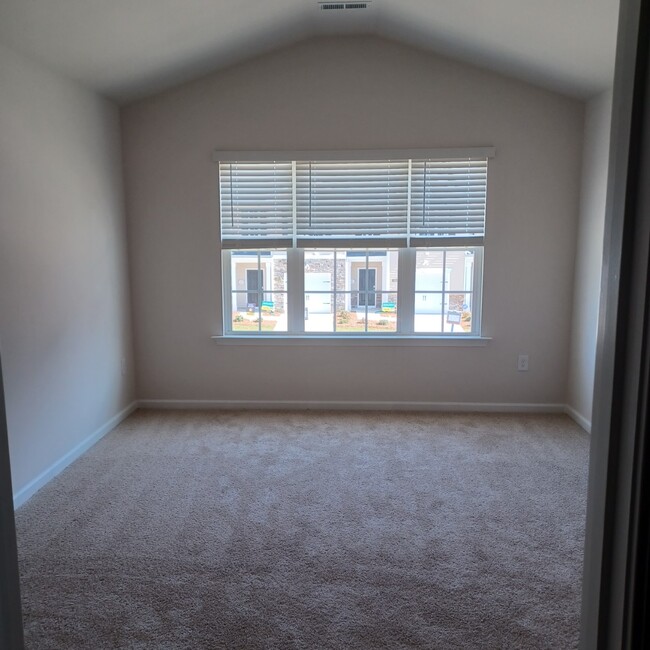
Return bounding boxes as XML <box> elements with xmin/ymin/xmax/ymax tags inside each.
<box><xmin>246</xmin><ymin>269</ymin><xmax>263</xmax><ymax>307</ymax></box>
<box><xmin>358</xmin><ymin>268</ymin><xmax>376</xmax><ymax>307</ymax></box>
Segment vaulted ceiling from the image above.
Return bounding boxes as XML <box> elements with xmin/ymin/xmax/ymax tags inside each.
<box><xmin>0</xmin><ymin>0</ymin><xmax>619</xmax><ymax>104</ymax></box>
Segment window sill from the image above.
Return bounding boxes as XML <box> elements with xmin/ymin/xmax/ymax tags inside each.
<box><xmin>211</xmin><ymin>335</ymin><xmax>491</xmax><ymax>347</ymax></box>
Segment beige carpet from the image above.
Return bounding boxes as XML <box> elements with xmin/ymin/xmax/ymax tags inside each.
<box><xmin>16</xmin><ymin>410</ymin><xmax>589</xmax><ymax>649</ymax></box>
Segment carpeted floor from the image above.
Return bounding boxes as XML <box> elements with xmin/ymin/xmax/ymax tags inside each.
<box><xmin>15</xmin><ymin>410</ymin><xmax>589</xmax><ymax>649</ymax></box>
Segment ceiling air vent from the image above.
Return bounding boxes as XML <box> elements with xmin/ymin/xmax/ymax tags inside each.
<box><xmin>320</xmin><ymin>2</ymin><xmax>369</xmax><ymax>10</ymax></box>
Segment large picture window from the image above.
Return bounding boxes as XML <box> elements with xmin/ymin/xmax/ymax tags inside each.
<box><xmin>217</xmin><ymin>149</ymin><xmax>491</xmax><ymax>337</ymax></box>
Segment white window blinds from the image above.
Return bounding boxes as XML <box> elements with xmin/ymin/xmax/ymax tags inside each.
<box><xmin>296</xmin><ymin>160</ymin><xmax>409</xmax><ymax>246</ymax></box>
<box><xmin>218</xmin><ymin>154</ymin><xmax>489</xmax><ymax>248</ymax></box>
<box><xmin>409</xmin><ymin>159</ymin><xmax>487</xmax><ymax>244</ymax></box>
<box><xmin>219</xmin><ymin>162</ymin><xmax>294</xmax><ymax>247</ymax></box>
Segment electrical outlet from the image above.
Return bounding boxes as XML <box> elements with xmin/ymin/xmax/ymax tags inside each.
<box><xmin>517</xmin><ymin>354</ymin><xmax>529</xmax><ymax>372</ymax></box>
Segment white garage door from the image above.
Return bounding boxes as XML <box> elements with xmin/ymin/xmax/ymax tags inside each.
<box><xmin>415</xmin><ymin>268</ymin><xmax>450</xmax><ymax>314</ymax></box>
<box><xmin>305</xmin><ymin>273</ymin><xmax>332</xmax><ymax>314</ymax></box>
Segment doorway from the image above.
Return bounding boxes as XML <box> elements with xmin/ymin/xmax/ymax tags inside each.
<box><xmin>246</xmin><ymin>269</ymin><xmax>263</xmax><ymax>307</ymax></box>
<box><xmin>358</xmin><ymin>268</ymin><xmax>376</xmax><ymax>308</ymax></box>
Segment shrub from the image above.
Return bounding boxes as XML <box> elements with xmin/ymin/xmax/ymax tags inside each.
<box><xmin>233</xmin><ymin>314</ymin><xmax>244</xmax><ymax>323</ymax></box>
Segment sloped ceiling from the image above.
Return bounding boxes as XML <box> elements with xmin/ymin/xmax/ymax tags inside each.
<box><xmin>0</xmin><ymin>0</ymin><xmax>619</xmax><ymax>104</ymax></box>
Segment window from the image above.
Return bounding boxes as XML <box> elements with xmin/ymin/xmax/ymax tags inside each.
<box><xmin>217</xmin><ymin>149</ymin><xmax>491</xmax><ymax>337</ymax></box>
<box><xmin>228</xmin><ymin>250</ymin><xmax>288</xmax><ymax>333</ymax></box>
<box><xmin>303</xmin><ymin>249</ymin><xmax>399</xmax><ymax>333</ymax></box>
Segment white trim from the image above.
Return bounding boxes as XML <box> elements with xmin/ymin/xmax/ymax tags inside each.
<box><xmin>220</xmin><ymin>250</ymin><xmax>231</xmax><ymax>336</ymax></box>
<box><xmin>137</xmin><ymin>399</ymin><xmax>564</xmax><ymax>413</ymax></box>
<box><xmin>564</xmin><ymin>404</ymin><xmax>592</xmax><ymax>433</ymax></box>
<box><xmin>213</xmin><ymin>147</ymin><xmax>496</xmax><ymax>162</ymax></box>
<box><xmin>211</xmin><ymin>335</ymin><xmax>491</xmax><ymax>346</ymax></box>
<box><xmin>13</xmin><ymin>401</ymin><xmax>138</xmax><ymax>509</ymax></box>
<box><xmin>287</xmin><ymin>248</ymin><xmax>304</xmax><ymax>334</ymax></box>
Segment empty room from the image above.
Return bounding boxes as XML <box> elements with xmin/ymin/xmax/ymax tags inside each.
<box><xmin>0</xmin><ymin>0</ymin><xmax>628</xmax><ymax>648</ymax></box>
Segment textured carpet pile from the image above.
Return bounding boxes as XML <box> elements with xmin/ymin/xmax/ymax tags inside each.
<box><xmin>16</xmin><ymin>410</ymin><xmax>589</xmax><ymax>649</ymax></box>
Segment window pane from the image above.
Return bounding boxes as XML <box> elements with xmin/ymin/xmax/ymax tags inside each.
<box><xmin>335</xmin><ymin>294</ymin><xmax>365</xmax><ymax>332</ymax></box>
<box><xmin>230</xmin><ymin>249</ymin><xmax>287</xmax><ymax>293</ymax></box>
<box><xmin>414</xmin><ymin>292</ymin><xmax>474</xmax><ymax>334</ymax></box>
<box><xmin>414</xmin><ymin>248</ymin><xmax>479</xmax><ymax>335</ymax></box>
<box><xmin>367</xmin><ymin>292</ymin><xmax>397</xmax><ymax>332</ymax></box>
<box><xmin>305</xmin><ymin>293</ymin><xmax>334</xmax><ymax>332</ymax></box>
<box><xmin>415</xmin><ymin>250</ymin><xmax>445</xmax><ymax>291</ymax></box>
<box><xmin>231</xmin><ymin>292</ymin><xmax>261</xmax><ymax>332</ymax></box>
<box><xmin>447</xmin><ymin>249</ymin><xmax>475</xmax><ymax>292</ymax></box>
<box><xmin>414</xmin><ymin>293</ymin><xmax>444</xmax><ymax>333</ymax></box>
<box><xmin>230</xmin><ymin>292</ymin><xmax>288</xmax><ymax>332</ymax></box>
<box><xmin>228</xmin><ymin>250</ymin><xmax>288</xmax><ymax>333</ymax></box>
<box><xmin>305</xmin><ymin>250</ymin><xmax>335</xmax><ymax>295</ymax></box>
<box><xmin>231</xmin><ymin>251</ymin><xmax>256</xmax><ymax>295</ymax></box>
<box><xmin>303</xmin><ymin>248</ymin><xmax>399</xmax><ymax>335</ymax></box>
<box><xmin>386</xmin><ymin>250</ymin><xmax>399</xmax><ymax>294</ymax></box>
<box><xmin>261</xmin><ymin>292</ymin><xmax>288</xmax><ymax>332</ymax></box>
<box><xmin>447</xmin><ymin>293</ymin><xmax>473</xmax><ymax>333</ymax></box>
<box><xmin>268</xmin><ymin>250</ymin><xmax>288</xmax><ymax>292</ymax></box>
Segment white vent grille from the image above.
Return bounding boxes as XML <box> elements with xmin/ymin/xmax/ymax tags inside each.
<box><xmin>320</xmin><ymin>2</ymin><xmax>369</xmax><ymax>10</ymax></box>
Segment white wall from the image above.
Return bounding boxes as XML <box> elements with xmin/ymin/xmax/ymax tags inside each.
<box><xmin>122</xmin><ymin>36</ymin><xmax>584</xmax><ymax>407</ymax></box>
<box><xmin>567</xmin><ymin>90</ymin><xmax>613</xmax><ymax>430</ymax></box>
<box><xmin>0</xmin><ymin>43</ymin><xmax>135</xmax><ymax>497</ymax></box>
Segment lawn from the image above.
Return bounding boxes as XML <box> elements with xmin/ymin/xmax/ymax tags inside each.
<box><xmin>232</xmin><ymin>318</ymin><xmax>279</xmax><ymax>332</ymax></box>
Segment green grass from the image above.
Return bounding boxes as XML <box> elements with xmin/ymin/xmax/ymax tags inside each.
<box><xmin>335</xmin><ymin>320</ymin><xmax>397</xmax><ymax>333</ymax></box>
<box><xmin>232</xmin><ymin>320</ymin><xmax>279</xmax><ymax>332</ymax></box>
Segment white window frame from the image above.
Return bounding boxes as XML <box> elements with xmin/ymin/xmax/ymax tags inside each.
<box><xmin>215</xmin><ymin>148</ymin><xmax>493</xmax><ymax>342</ymax></box>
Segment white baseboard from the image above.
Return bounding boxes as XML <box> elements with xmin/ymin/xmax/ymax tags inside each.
<box><xmin>564</xmin><ymin>404</ymin><xmax>592</xmax><ymax>433</ymax></box>
<box><xmin>138</xmin><ymin>399</ymin><xmax>566</xmax><ymax>414</ymax></box>
<box><xmin>13</xmin><ymin>401</ymin><xmax>138</xmax><ymax>509</ymax></box>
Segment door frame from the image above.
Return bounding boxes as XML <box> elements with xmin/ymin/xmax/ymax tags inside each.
<box><xmin>0</xmin><ymin>352</ymin><xmax>25</xmax><ymax>649</ymax></box>
<box><xmin>580</xmin><ymin>0</ymin><xmax>650</xmax><ymax>647</ymax></box>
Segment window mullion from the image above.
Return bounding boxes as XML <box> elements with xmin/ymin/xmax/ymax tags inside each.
<box><xmin>257</xmin><ymin>251</ymin><xmax>262</xmax><ymax>333</ymax></box>
<box><xmin>334</xmin><ymin>250</ymin><xmax>339</xmax><ymax>333</ymax></box>
<box><xmin>365</xmin><ymin>251</ymin><xmax>369</xmax><ymax>332</ymax></box>
<box><xmin>287</xmin><ymin>248</ymin><xmax>304</xmax><ymax>334</ymax></box>
<box><xmin>221</xmin><ymin>250</ymin><xmax>232</xmax><ymax>335</ymax></box>
<box><xmin>472</xmin><ymin>247</ymin><xmax>484</xmax><ymax>336</ymax></box>
<box><xmin>397</xmin><ymin>248</ymin><xmax>415</xmax><ymax>335</ymax></box>
<box><xmin>442</xmin><ymin>249</ymin><xmax>447</xmax><ymax>333</ymax></box>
